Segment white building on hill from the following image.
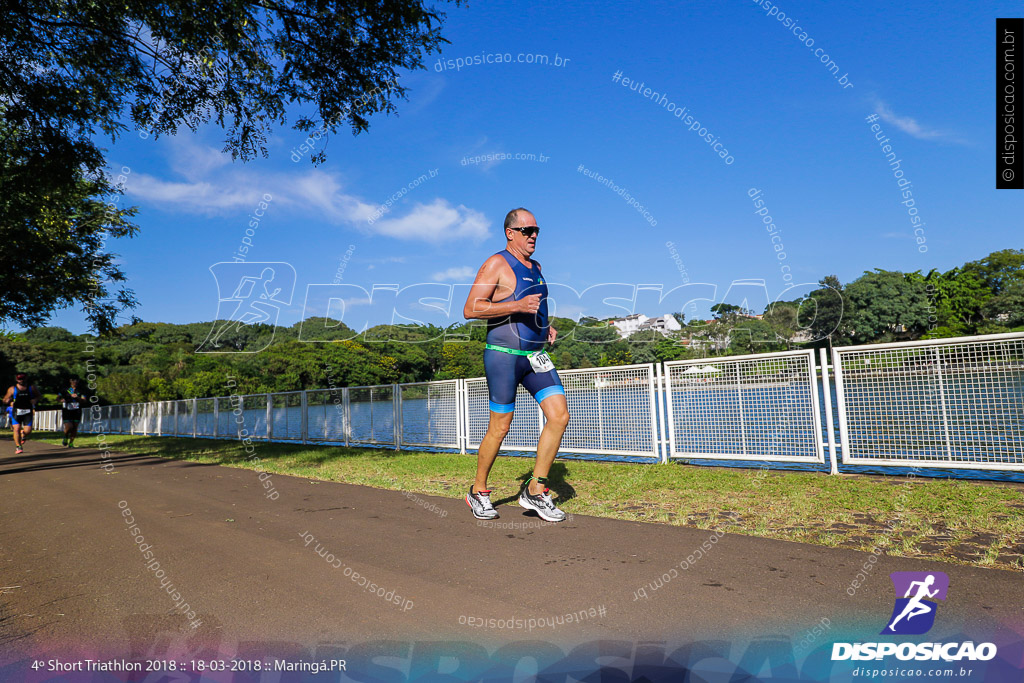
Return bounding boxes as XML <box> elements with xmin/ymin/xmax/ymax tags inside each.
<box><xmin>610</xmin><ymin>314</ymin><xmax>682</xmax><ymax>338</ymax></box>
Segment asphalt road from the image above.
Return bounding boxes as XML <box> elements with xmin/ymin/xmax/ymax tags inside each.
<box><xmin>1</xmin><ymin>440</ymin><xmax>1021</xmax><ymax>673</ymax></box>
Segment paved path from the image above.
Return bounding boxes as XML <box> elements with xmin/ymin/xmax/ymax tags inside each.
<box><xmin>1</xmin><ymin>440</ymin><xmax>1021</xmax><ymax>668</ymax></box>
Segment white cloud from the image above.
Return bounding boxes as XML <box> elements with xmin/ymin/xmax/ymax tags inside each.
<box><xmin>167</xmin><ymin>139</ymin><xmax>232</xmax><ymax>179</ymax></box>
<box><xmin>873</xmin><ymin>101</ymin><xmax>955</xmax><ymax>141</ymax></box>
<box><xmin>368</xmin><ymin>256</ymin><xmax>407</xmax><ymax>264</ymax></box>
<box><xmin>127</xmin><ymin>173</ymin><xmax>263</xmax><ymax>213</ymax></box>
<box><xmin>403</xmin><ymin>75</ymin><xmax>446</xmax><ymax>114</ymax></box>
<box><xmin>122</xmin><ymin>139</ymin><xmax>489</xmax><ymax>242</ymax></box>
<box><xmin>369</xmin><ymin>199</ymin><xmax>489</xmax><ymax>243</ymax></box>
<box><xmin>461</xmin><ymin>135</ymin><xmax>508</xmax><ymax>171</ymax></box>
<box><xmin>431</xmin><ymin>266</ymin><xmax>476</xmax><ymax>281</ymax></box>
<box><xmin>286</xmin><ymin>171</ymin><xmax>377</xmax><ymax>223</ymax></box>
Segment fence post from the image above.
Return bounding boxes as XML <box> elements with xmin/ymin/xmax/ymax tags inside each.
<box><xmin>301</xmin><ymin>390</ymin><xmax>308</xmax><ymax>444</ymax></box>
<box><xmin>156</xmin><ymin>402</ymin><xmax>162</xmax><ymax>436</ymax></box>
<box><xmin>343</xmin><ymin>388</ymin><xmax>350</xmax><ymax>447</ymax></box>
<box><xmin>393</xmin><ymin>384</ymin><xmax>402</xmax><ymax>451</ymax></box>
<box><xmin>326</xmin><ymin>391</ymin><xmax>334</xmax><ymax>441</ymax></box>
<box><xmin>266</xmin><ymin>394</ymin><xmax>273</xmax><ymax>441</ymax></box>
<box><xmin>653</xmin><ymin>364</ymin><xmax>666</xmax><ymax>463</ymax></box>
<box><xmin>173</xmin><ymin>400</ymin><xmax>179</xmax><ymax>436</ymax></box>
<box><xmin>213</xmin><ymin>397</ymin><xmax>219</xmax><ymax>438</ymax></box>
<box><xmin>325</xmin><ymin>392</ymin><xmax>332</xmax><ymax>441</ymax></box>
<box><xmin>664</xmin><ymin>364</ymin><xmax>677</xmax><ymax>460</ymax></box>
<box><xmin>236</xmin><ymin>396</ymin><xmax>243</xmax><ymax>438</ymax></box>
<box><xmin>597</xmin><ymin>374</ymin><xmax>605</xmax><ymax>452</ymax></box>
<box><xmin>819</xmin><ymin>347</ymin><xmax>839</xmax><ymax>475</ymax></box>
<box><xmin>736</xmin><ymin>365</ymin><xmax>747</xmax><ymax>456</ymax></box>
<box><xmin>192</xmin><ymin>398</ymin><xmax>198</xmax><ymax>438</ymax></box>
<box><xmin>458</xmin><ymin>380</ymin><xmax>466</xmax><ymax>455</ymax></box>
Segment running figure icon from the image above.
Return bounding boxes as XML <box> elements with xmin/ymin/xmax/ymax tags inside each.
<box><xmin>887</xmin><ymin>574</ymin><xmax>939</xmax><ymax>631</ymax></box>
<box><xmin>196</xmin><ymin>262</ymin><xmax>296</xmax><ymax>353</ymax></box>
<box><xmin>881</xmin><ymin>571</ymin><xmax>948</xmax><ymax>635</ymax></box>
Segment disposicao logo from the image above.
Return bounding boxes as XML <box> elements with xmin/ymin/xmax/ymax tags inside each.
<box><xmin>831</xmin><ymin>570</ymin><xmax>997</xmax><ymax>662</ymax></box>
<box><xmin>882</xmin><ymin>571</ymin><xmax>948</xmax><ymax>635</ymax></box>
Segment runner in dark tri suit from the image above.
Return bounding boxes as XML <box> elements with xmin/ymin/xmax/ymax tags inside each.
<box><xmin>462</xmin><ymin>208</ymin><xmax>570</xmax><ymax>522</ymax></box>
<box><xmin>59</xmin><ymin>377</ymin><xmax>87</xmax><ymax>447</ymax></box>
<box><xmin>3</xmin><ymin>373</ymin><xmax>40</xmax><ymax>455</ymax></box>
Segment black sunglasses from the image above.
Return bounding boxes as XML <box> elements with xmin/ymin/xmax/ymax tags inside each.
<box><xmin>507</xmin><ymin>226</ymin><xmax>540</xmax><ymax>238</ymax></box>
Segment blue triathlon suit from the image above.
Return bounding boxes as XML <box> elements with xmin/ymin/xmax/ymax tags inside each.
<box><xmin>484</xmin><ymin>250</ymin><xmax>564</xmax><ymax>413</ymax></box>
<box><xmin>11</xmin><ymin>385</ymin><xmax>34</xmax><ymax>426</ymax></box>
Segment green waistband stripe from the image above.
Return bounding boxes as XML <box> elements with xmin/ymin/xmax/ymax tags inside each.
<box><xmin>484</xmin><ymin>343</ymin><xmax>536</xmax><ymax>356</ymax></box>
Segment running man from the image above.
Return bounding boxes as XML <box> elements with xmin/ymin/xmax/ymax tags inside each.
<box><xmin>462</xmin><ymin>207</ymin><xmax>570</xmax><ymax>522</ymax></box>
<box><xmin>3</xmin><ymin>373</ymin><xmax>40</xmax><ymax>454</ymax></box>
<box><xmin>59</xmin><ymin>377</ymin><xmax>87</xmax><ymax>447</ymax></box>
<box><xmin>888</xmin><ymin>574</ymin><xmax>939</xmax><ymax>631</ymax></box>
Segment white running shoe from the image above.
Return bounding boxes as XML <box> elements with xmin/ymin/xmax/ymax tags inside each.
<box><xmin>466</xmin><ymin>486</ymin><xmax>499</xmax><ymax>520</ymax></box>
<box><xmin>518</xmin><ymin>485</ymin><xmax>567</xmax><ymax>522</ymax></box>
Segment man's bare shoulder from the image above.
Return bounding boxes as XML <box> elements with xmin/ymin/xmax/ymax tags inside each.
<box><xmin>475</xmin><ymin>253</ymin><xmax>511</xmax><ymax>276</ymax></box>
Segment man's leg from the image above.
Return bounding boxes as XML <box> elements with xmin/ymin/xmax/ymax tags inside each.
<box><xmin>68</xmin><ymin>421</ymin><xmax>78</xmax><ymax>446</ymax></box>
<box><xmin>63</xmin><ymin>421</ymin><xmax>70</xmax><ymax>445</ymax></box>
<box><xmin>21</xmin><ymin>425</ymin><xmax>32</xmax><ymax>445</ymax></box>
<box><xmin>13</xmin><ymin>425</ymin><xmax>22</xmax><ymax>449</ymax></box>
<box><xmin>528</xmin><ymin>394</ymin><xmax>570</xmax><ymax>496</ymax></box>
<box><xmin>474</xmin><ymin>411</ymin><xmax>514</xmax><ymax>493</ymax></box>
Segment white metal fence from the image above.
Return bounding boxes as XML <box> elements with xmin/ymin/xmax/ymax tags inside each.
<box><xmin>664</xmin><ymin>350</ymin><xmax>824</xmax><ymax>464</ymax></box>
<box><xmin>465</xmin><ymin>363</ymin><xmax>660</xmax><ymax>458</ymax></box>
<box><xmin>833</xmin><ymin>332</ymin><xmax>1024</xmax><ymax>471</ymax></box>
<box><xmin>23</xmin><ymin>332</ymin><xmax>1024</xmax><ymax>473</ymax></box>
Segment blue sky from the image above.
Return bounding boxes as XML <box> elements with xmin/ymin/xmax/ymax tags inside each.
<box><xmin>44</xmin><ymin>0</ymin><xmax>1024</xmax><ymax>334</ymax></box>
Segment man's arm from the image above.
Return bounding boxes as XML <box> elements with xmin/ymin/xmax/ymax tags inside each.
<box><xmin>463</xmin><ymin>257</ymin><xmax>539</xmax><ymax>320</ymax></box>
<box><xmin>532</xmin><ymin>261</ymin><xmax>558</xmax><ymax>345</ymax></box>
<box><xmin>1</xmin><ymin>388</ymin><xmax>11</xmax><ymax>406</ymax></box>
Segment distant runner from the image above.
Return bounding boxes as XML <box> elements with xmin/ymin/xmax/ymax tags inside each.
<box><xmin>3</xmin><ymin>373</ymin><xmax>40</xmax><ymax>455</ymax></box>
<box><xmin>59</xmin><ymin>377</ymin><xmax>87</xmax><ymax>447</ymax></box>
<box><xmin>462</xmin><ymin>207</ymin><xmax>570</xmax><ymax>522</ymax></box>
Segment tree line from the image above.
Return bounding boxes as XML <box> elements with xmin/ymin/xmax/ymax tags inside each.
<box><xmin>1</xmin><ymin>249</ymin><xmax>1020</xmax><ymax>407</ymax></box>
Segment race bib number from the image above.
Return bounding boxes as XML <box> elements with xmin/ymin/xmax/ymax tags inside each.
<box><xmin>66</xmin><ymin>402</ymin><xmax>79</xmax><ymax>410</ymax></box>
<box><xmin>529</xmin><ymin>351</ymin><xmax>555</xmax><ymax>373</ymax></box>
<box><xmin>16</xmin><ymin>408</ymin><xmax>31</xmax><ymax>416</ymax></box>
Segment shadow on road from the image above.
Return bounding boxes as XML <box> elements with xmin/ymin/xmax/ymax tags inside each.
<box><xmin>491</xmin><ymin>462</ymin><xmax>577</xmax><ymax>513</ymax></box>
<box><xmin>0</xmin><ymin>443</ymin><xmax>181</xmax><ymax>476</ymax></box>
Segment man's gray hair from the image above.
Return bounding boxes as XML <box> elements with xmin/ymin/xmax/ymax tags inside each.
<box><xmin>503</xmin><ymin>207</ymin><xmax>532</xmax><ymax>233</ymax></box>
